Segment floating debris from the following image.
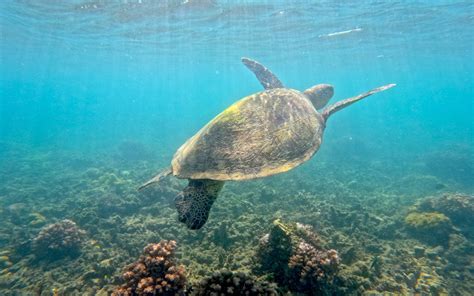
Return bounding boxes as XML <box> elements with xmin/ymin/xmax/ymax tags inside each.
<box><xmin>319</xmin><ymin>28</ymin><xmax>363</xmax><ymax>38</ymax></box>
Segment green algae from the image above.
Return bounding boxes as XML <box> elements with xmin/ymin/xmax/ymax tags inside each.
<box><xmin>404</xmin><ymin>212</ymin><xmax>450</xmax><ymax>230</ymax></box>
<box><xmin>403</xmin><ymin>211</ymin><xmax>455</xmax><ymax>247</ymax></box>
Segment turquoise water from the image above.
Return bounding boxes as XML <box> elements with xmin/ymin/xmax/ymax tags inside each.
<box><xmin>2</xmin><ymin>1</ymin><xmax>472</xmax><ymax>154</ymax></box>
<box><xmin>1</xmin><ymin>1</ymin><xmax>473</xmax><ymax>295</ymax></box>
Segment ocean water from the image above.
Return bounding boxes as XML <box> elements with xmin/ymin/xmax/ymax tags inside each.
<box><xmin>0</xmin><ymin>1</ymin><xmax>473</xmax><ymax>295</ymax></box>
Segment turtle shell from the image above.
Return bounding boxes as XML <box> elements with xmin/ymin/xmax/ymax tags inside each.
<box><xmin>171</xmin><ymin>88</ymin><xmax>325</xmax><ymax>181</ymax></box>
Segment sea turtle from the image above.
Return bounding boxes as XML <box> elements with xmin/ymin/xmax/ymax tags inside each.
<box><xmin>139</xmin><ymin>57</ymin><xmax>395</xmax><ymax>230</ymax></box>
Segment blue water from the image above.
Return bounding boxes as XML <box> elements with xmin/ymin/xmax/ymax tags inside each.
<box><xmin>2</xmin><ymin>1</ymin><xmax>472</xmax><ymax>155</ymax></box>
<box><xmin>0</xmin><ymin>1</ymin><xmax>473</xmax><ymax>294</ymax></box>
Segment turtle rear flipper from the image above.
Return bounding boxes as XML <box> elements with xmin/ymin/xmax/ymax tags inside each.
<box><xmin>175</xmin><ymin>179</ymin><xmax>224</xmax><ymax>230</ymax></box>
<box><xmin>303</xmin><ymin>84</ymin><xmax>334</xmax><ymax>109</ymax></box>
<box><xmin>138</xmin><ymin>168</ymin><xmax>172</xmax><ymax>190</ymax></box>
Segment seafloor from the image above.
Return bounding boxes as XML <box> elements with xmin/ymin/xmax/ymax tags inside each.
<box><xmin>0</xmin><ymin>140</ymin><xmax>472</xmax><ymax>295</ymax></box>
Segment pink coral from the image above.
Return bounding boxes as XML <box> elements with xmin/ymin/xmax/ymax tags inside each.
<box><xmin>112</xmin><ymin>240</ymin><xmax>187</xmax><ymax>296</ymax></box>
<box><xmin>288</xmin><ymin>241</ymin><xmax>340</xmax><ymax>294</ymax></box>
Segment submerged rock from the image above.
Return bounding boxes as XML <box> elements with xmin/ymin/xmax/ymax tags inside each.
<box><xmin>32</xmin><ymin>219</ymin><xmax>86</xmax><ymax>260</ymax></box>
<box><xmin>404</xmin><ymin>212</ymin><xmax>453</xmax><ymax>246</ymax></box>
<box><xmin>417</xmin><ymin>193</ymin><xmax>474</xmax><ymax>238</ymax></box>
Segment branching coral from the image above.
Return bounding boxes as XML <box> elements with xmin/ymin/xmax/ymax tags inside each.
<box><xmin>113</xmin><ymin>240</ymin><xmax>187</xmax><ymax>296</ymax></box>
<box><xmin>192</xmin><ymin>270</ymin><xmax>278</xmax><ymax>296</ymax></box>
<box><xmin>32</xmin><ymin>219</ymin><xmax>86</xmax><ymax>259</ymax></box>
<box><xmin>288</xmin><ymin>242</ymin><xmax>339</xmax><ymax>295</ymax></box>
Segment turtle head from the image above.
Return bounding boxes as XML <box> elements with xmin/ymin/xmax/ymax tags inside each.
<box><xmin>175</xmin><ymin>179</ymin><xmax>224</xmax><ymax>230</ymax></box>
<box><xmin>303</xmin><ymin>84</ymin><xmax>334</xmax><ymax>110</ymax></box>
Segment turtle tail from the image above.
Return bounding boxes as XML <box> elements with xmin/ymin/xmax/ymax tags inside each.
<box><xmin>175</xmin><ymin>179</ymin><xmax>224</xmax><ymax>230</ymax></box>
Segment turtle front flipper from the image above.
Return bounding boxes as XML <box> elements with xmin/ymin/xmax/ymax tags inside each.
<box><xmin>241</xmin><ymin>57</ymin><xmax>284</xmax><ymax>89</ymax></box>
<box><xmin>175</xmin><ymin>179</ymin><xmax>224</xmax><ymax>230</ymax></box>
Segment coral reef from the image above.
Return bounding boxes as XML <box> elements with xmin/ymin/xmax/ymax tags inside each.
<box><xmin>0</xmin><ymin>252</ymin><xmax>12</xmax><ymax>270</ymax></box>
<box><xmin>411</xmin><ymin>271</ymin><xmax>445</xmax><ymax>295</ymax></box>
<box><xmin>1</xmin><ymin>148</ymin><xmax>473</xmax><ymax>295</ymax></box>
<box><xmin>288</xmin><ymin>242</ymin><xmax>339</xmax><ymax>294</ymax></box>
<box><xmin>256</xmin><ymin>219</ymin><xmax>340</xmax><ymax>295</ymax></box>
<box><xmin>192</xmin><ymin>270</ymin><xmax>278</xmax><ymax>296</ymax></box>
<box><xmin>113</xmin><ymin>240</ymin><xmax>187</xmax><ymax>296</ymax></box>
<box><xmin>32</xmin><ymin>219</ymin><xmax>86</xmax><ymax>259</ymax></box>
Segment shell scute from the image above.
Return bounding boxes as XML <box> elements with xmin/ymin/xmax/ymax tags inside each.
<box><xmin>172</xmin><ymin>88</ymin><xmax>323</xmax><ymax>180</ymax></box>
